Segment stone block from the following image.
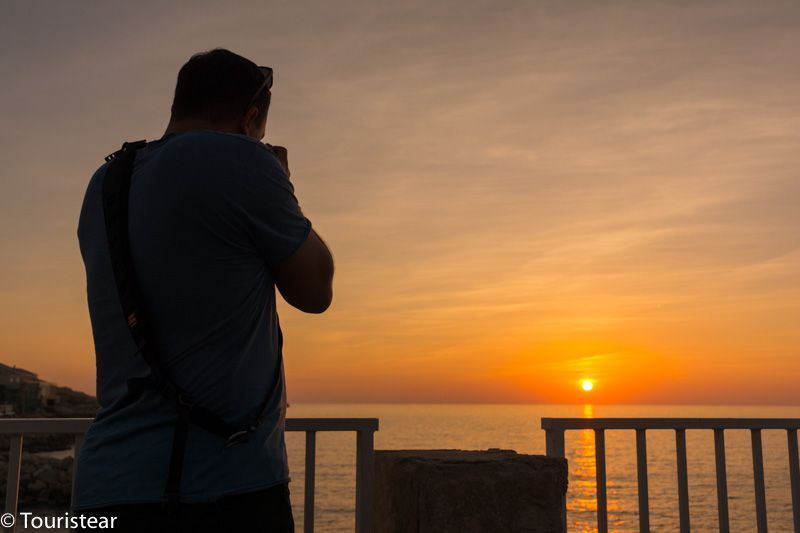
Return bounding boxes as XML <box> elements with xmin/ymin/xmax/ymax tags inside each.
<box><xmin>374</xmin><ymin>449</ymin><xmax>567</xmax><ymax>533</ymax></box>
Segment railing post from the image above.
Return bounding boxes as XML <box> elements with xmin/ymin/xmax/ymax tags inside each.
<box><xmin>675</xmin><ymin>428</ymin><xmax>690</xmax><ymax>533</ymax></box>
<box><xmin>545</xmin><ymin>428</ymin><xmax>566</xmax><ymax>458</ymax></box>
<box><xmin>304</xmin><ymin>431</ymin><xmax>317</xmax><ymax>533</ymax></box>
<box><xmin>70</xmin><ymin>433</ymin><xmax>84</xmax><ymax>509</ymax></box>
<box><xmin>714</xmin><ymin>428</ymin><xmax>730</xmax><ymax>533</ymax></box>
<box><xmin>355</xmin><ymin>429</ymin><xmax>375</xmax><ymax>533</ymax></box>
<box><xmin>636</xmin><ymin>428</ymin><xmax>650</xmax><ymax>533</ymax></box>
<box><xmin>594</xmin><ymin>429</ymin><xmax>608</xmax><ymax>533</ymax></box>
<box><xmin>788</xmin><ymin>429</ymin><xmax>800</xmax><ymax>533</ymax></box>
<box><xmin>545</xmin><ymin>428</ymin><xmax>567</xmax><ymax>532</ymax></box>
<box><xmin>4</xmin><ymin>434</ymin><xmax>23</xmax><ymax>533</ymax></box>
<box><xmin>751</xmin><ymin>429</ymin><xmax>768</xmax><ymax>533</ymax></box>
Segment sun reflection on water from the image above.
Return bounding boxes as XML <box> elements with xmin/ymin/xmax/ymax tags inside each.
<box><xmin>566</xmin><ymin>404</ymin><xmax>625</xmax><ymax>531</ymax></box>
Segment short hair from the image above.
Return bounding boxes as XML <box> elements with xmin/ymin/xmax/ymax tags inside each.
<box><xmin>170</xmin><ymin>48</ymin><xmax>270</xmax><ymax>123</ymax></box>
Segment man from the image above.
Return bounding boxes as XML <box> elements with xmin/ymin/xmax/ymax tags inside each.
<box><xmin>74</xmin><ymin>49</ymin><xmax>334</xmax><ymax>532</ymax></box>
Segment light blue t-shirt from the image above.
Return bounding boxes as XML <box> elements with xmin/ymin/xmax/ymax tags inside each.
<box><xmin>74</xmin><ymin>130</ymin><xmax>311</xmax><ymax>508</ymax></box>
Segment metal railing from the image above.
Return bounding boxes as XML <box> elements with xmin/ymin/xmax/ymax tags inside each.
<box><xmin>1</xmin><ymin>417</ymin><xmax>378</xmax><ymax>533</ymax></box>
<box><xmin>542</xmin><ymin>418</ymin><xmax>800</xmax><ymax>533</ymax></box>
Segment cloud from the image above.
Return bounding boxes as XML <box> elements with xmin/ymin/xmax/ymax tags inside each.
<box><xmin>1</xmin><ymin>0</ymin><xmax>799</xmax><ymax>402</ymax></box>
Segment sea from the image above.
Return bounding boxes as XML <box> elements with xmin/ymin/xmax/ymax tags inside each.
<box><xmin>284</xmin><ymin>404</ymin><xmax>800</xmax><ymax>532</ymax></box>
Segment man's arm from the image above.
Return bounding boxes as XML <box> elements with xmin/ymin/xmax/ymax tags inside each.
<box><xmin>272</xmin><ymin>229</ymin><xmax>334</xmax><ymax>314</ymax></box>
<box><xmin>261</xmin><ymin>143</ymin><xmax>333</xmax><ymax>313</ymax></box>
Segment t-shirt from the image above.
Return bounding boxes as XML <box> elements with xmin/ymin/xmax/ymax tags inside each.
<box><xmin>73</xmin><ymin>130</ymin><xmax>311</xmax><ymax>508</ymax></box>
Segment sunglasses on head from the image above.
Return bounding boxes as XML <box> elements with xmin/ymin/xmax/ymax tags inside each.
<box><xmin>245</xmin><ymin>66</ymin><xmax>273</xmax><ymax>111</ymax></box>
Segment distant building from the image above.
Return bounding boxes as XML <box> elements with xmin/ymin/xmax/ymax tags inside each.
<box><xmin>0</xmin><ymin>361</ymin><xmax>98</xmax><ymax>417</ymax></box>
<box><xmin>0</xmin><ymin>362</ymin><xmax>42</xmax><ymax>415</ymax></box>
<box><xmin>39</xmin><ymin>381</ymin><xmax>59</xmax><ymax>407</ymax></box>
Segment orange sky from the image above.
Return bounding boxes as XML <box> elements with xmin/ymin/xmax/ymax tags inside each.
<box><xmin>1</xmin><ymin>1</ymin><xmax>799</xmax><ymax>404</ymax></box>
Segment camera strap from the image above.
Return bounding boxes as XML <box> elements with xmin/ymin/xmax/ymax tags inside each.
<box><xmin>101</xmin><ymin>140</ymin><xmax>278</xmax><ymax>502</ymax></box>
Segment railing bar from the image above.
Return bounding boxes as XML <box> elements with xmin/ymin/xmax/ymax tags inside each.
<box><xmin>595</xmin><ymin>429</ymin><xmax>608</xmax><ymax>533</ymax></box>
<box><xmin>545</xmin><ymin>428</ymin><xmax>567</xmax><ymax>532</ymax></box>
<box><xmin>70</xmin><ymin>433</ymin><xmax>85</xmax><ymax>509</ymax></box>
<box><xmin>0</xmin><ymin>419</ymin><xmax>92</xmax><ymax>434</ymax></box>
<box><xmin>714</xmin><ymin>428</ymin><xmax>730</xmax><ymax>533</ymax></box>
<box><xmin>304</xmin><ymin>431</ymin><xmax>316</xmax><ymax>533</ymax></box>
<box><xmin>0</xmin><ymin>418</ymin><xmax>378</xmax><ymax>434</ymax></box>
<box><xmin>286</xmin><ymin>418</ymin><xmax>379</xmax><ymax>432</ymax></box>
<box><xmin>675</xmin><ymin>428</ymin><xmax>690</xmax><ymax>533</ymax></box>
<box><xmin>788</xmin><ymin>429</ymin><xmax>800</xmax><ymax>533</ymax></box>
<box><xmin>355</xmin><ymin>430</ymin><xmax>375</xmax><ymax>533</ymax></box>
<box><xmin>636</xmin><ymin>428</ymin><xmax>650</xmax><ymax>533</ymax></box>
<box><xmin>541</xmin><ymin>418</ymin><xmax>800</xmax><ymax>431</ymax></box>
<box><xmin>751</xmin><ymin>429</ymin><xmax>768</xmax><ymax>533</ymax></box>
<box><xmin>4</xmin><ymin>434</ymin><xmax>23</xmax><ymax>533</ymax></box>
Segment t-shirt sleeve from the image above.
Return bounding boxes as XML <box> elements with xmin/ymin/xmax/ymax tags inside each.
<box><xmin>231</xmin><ymin>142</ymin><xmax>312</xmax><ymax>266</ymax></box>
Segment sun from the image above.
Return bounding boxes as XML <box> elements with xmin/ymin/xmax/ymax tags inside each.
<box><xmin>581</xmin><ymin>379</ymin><xmax>594</xmax><ymax>392</ymax></box>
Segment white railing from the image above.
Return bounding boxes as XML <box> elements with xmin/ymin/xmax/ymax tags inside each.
<box><xmin>542</xmin><ymin>417</ymin><xmax>800</xmax><ymax>533</ymax></box>
<box><xmin>1</xmin><ymin>417</ymin><xmax>378</xmax><ymax>533</ymax></box>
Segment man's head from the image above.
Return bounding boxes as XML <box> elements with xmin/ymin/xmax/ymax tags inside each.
<box><xmin>169</xmin><ymin>49</ymin><xmax>271</xmax><ymax>140</ymax></box>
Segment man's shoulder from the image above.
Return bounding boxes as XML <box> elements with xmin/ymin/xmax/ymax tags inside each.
<box><xmin>155</xmin><ymin>131</ymin><xmax>281</xmax><ymax>177</ymax></box>
<box><xmin>84</xmin><ymin>159</ymin><xmax>112</xmax><ymax>197</ymax></box>
<box><xmin>164</xmin><ymin>130</ymin><xmax>271</xmax><ymax>156</ymax></box>
<box><xmin>96</xmin><ymin>131</ymin><xmax>276</xmax><ymax>171</ymax></box>
<box><xmin>85</xmin><ymin>131</ymin><xmax>284</xmax><ymax>200</ymax></box>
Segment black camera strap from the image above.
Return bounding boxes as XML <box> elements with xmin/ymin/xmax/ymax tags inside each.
<box><xmin>102</xmin><ymin>140</ymin><xmax>278</xmax><ymax>502</ymax></box>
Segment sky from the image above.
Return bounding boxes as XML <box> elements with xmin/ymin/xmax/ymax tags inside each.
<box><xmin>1</xmin><ymin>0</ymin><xmax>798</xmax><ymax>405</ymax></box>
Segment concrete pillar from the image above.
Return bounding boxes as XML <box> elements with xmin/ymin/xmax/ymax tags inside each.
<box><xmin>373</xmin><ymin>449</ymin><xmax>568</xmax><ymax>533</ymax></box>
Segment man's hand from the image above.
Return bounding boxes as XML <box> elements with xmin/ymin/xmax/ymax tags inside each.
<box><xmin>264</xmin><ymin>143</ymin><xmax>290</xmax><ymax>177</ymax></box>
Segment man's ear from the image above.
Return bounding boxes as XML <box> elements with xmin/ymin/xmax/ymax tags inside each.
<box><xmin>239</xmin><ymin>107</ymin><xmax>261</xmax><ymax>136</ymax></box>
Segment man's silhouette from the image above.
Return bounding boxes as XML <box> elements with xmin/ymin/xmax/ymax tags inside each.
<box><xmin>74</xmin><ymin>48</ymin><xmax>333</xmax><ymax>532</ymax></box>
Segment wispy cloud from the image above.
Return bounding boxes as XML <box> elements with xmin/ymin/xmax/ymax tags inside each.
<box><xmin>1</xmin><ymin>0</ymin><xmax>798</xmax><ymax>402</ymax></box>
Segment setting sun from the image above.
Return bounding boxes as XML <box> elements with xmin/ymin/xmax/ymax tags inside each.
<box><xmin>581</xmin><ymin>380</ymin><xmax>594</xmax><ymax>392</ymax></box>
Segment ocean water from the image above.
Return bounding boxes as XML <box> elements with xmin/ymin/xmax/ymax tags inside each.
<box><xmin>284</xmin><ymin>404</ymin><xmax>800</xmax><ymax>532</ymax></box>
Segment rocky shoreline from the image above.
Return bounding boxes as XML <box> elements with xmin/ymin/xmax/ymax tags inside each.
<box><xmin>0</xmin><ymin>453</ymin><xmax>74</xmax><ymax>509</ymax></box>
